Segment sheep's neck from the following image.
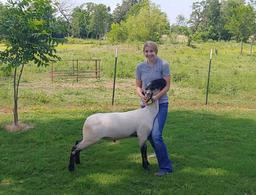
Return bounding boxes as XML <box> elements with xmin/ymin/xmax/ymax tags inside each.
<box><xmin>146</xmin><ymin>101</ymin><xmax>159</xmax><ymax>115</ymax></box>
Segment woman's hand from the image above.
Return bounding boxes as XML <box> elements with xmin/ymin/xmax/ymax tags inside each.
<box><xmin>152</xmin><ymin>95</ymin><xmax>157</xmax><ymax>102</ymax></box>
<box><xmin>141</xmin><ymin>94</ymin><xmax>149</xmax><ymax>105</ymax></box>
<box><xmin>136</xmin><ymin>79</ymin><xmax>149</xmax><ymax>105</ymax></box>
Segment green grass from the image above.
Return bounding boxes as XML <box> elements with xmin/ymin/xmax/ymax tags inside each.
<box><xmin>0</xmin><ymin>108</ymin><xmax>255</xmax><ymax>194</ymax></box>
<box><xmin>0</xmin><ymin>40</ymin><xmax>256</xmax><ymax>194</ymax></box>
<box><xmin>3</xmin><ymin>40</ymin><xmax>255</xmax><ymax>107</ymax></box>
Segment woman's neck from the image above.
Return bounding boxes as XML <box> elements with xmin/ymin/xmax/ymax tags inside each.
<box><xmin>147</xmin><ymin>57</ymin><xmax>157</xmax><ymax>65</ymax></box>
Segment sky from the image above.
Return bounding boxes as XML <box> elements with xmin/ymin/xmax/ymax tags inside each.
<box><xmin>0</xmin><ymin>0</ymin><xmax>195</xmax><ymax>24</ymax></box>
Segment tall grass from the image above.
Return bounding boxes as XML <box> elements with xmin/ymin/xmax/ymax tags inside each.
<box><xmin>1</xmin><ymin>40</ymin><xmax>255</xmax><ymax>108</ymax></box>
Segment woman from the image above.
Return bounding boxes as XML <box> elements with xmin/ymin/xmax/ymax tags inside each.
<box><xmin>135</xmin><ymin>41</ymin><xmax>173</xmax><ymax>176</ymax></box>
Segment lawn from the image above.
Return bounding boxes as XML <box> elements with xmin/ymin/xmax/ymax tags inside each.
<box><xmin>0</xmin><ymin>40</ymin><xmax>256</xmax><ymax>194</ymax></box>
<box><xmin>0</xmin><ymin>107</ymin><xmax>255</xmax><ymax>194</ymax></box>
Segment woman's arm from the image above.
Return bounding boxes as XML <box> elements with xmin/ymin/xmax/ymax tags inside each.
<box><xmin>136</xmin><ymin>79</ymin><xmax>148</xmax><ymax>104</ymax></box>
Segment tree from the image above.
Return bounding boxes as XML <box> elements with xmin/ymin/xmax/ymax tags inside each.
<box><xmin>0</xmin><ymin>2</ymin><xmax>6</xmax><ymax>41</ymax></box>
<box><xmin>112</xmin><ymin>0</ymin><xmax>139</xmax><ymax>23</ymax></box>
<box><xmin>71</xmin><ymin>6</ymin><xmax>90</xmax><ymax>38</ymax></box>
<box><xmin>220</xmin><ymin>0</ymin><xmax>245</xmax><ymax>40</ymax></box>
<box><xmin>108</xmin><ymin>0</ymin><xmax>169</xmax><ymax>42</ymax></box>
<box><xmin>170</xmin><ymin>15</ymin><xmax>190</xmax><ymax>43</ymax></box>
<box><xmin>187</xmin><ymin>0</ymin><xmax>248</xmax><ymax>44</ymax></box>
<box><xmin>124</xmin><ymin>0</ymin><xmax>169</xmax><ymax>42</ymax></box>
<box><xmin>0</xmin><ymin>0</ymin><xmax>61</xmax><ymax>128</ymax></box>
<box><xmin>203</xmin><ymin>0</ymin><xmax>222</xmax><ymax>40</ymax></box>
<box><xmin>107</xmin><ymin>22</ymin><xmax>128</xmax><ymax>42</ymax></box>
<box><xmin>52</xmin><ymin>0</ymin><xmax>73</xmax><ymax>36</ymax></box>
<box><xmin>175</xmin><ymin>15</ymin><xmax>187</xmax><ymax>26</ymax></box>
<box><xmin>187</xmin><ymin>1</ymin><xmax>206</xmax><ymax>45</ymax></box>
<box><xmin>249</xmin><ymin>0</ymin><xmax>256</xmax><ymax>55</ymax></box>
<box><xmin>225</xmin><ymin>4</ymin><xmax>256</xmax><ymax>54</ymax></box>
<box><xmin>89</xmin><ymin>4</ymin><xmax>112</xmax><ymax>39</ymax></box>
<box><xmin>52</xmin><ymin>16</ymin><xmax>69</xmax><ymax>38</ymax></box>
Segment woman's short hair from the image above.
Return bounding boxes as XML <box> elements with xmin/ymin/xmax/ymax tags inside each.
<box><xmin>143</xmin><ymin>41</ymin><xmax>158</xmax><ymax>54</ymax></box>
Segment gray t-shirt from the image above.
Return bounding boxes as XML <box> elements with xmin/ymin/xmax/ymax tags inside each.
<box><xmin>136</xmin><ymin>57</ymin><xmax>171</xmax><ymax>104</ymax></box>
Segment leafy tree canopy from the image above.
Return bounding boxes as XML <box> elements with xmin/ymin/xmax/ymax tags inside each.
<box><xmin>0</xmin><ymin>0</ymin><xmax>61</xmax><ymax>67</ymax></box>
<box><xmin>108</xmin><ymin>0</ymin><xmax>170</xmax><ymax>42</ymax></box>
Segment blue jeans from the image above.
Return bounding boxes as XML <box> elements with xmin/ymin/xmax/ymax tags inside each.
<box><xmin>148</xmin><ymin>103</ymin><xmax>173</xmax><ymax>172</ymax></box>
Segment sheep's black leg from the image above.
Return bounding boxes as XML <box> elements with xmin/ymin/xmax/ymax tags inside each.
<box><xmin>68</xmin><ymin>145</ymin><xmax>76</xmax><ymax>171</ymax></box>
<box><xmin>75</xmin><ymin>140</ymin><xmax>81</xmax><ymax>164</ymax></box>
<box><xmin>141</xmin><ymin>143</ymin><xmax>150</xmax><ymax>170</ymax></box>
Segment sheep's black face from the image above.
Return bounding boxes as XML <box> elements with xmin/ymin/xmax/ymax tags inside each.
<box><xmin>144</xmin><ymin>78</ymin><xmax>167</xmax><ymax>102</ymax></box>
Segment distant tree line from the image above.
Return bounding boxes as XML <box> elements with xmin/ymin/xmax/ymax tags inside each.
<box><xmin>172</xmin><ymin>0</ymin><xmax>256</xmax><ymax>48</ymax></box>
<box><xmin>0</xmin><ymin>0</ymin><xmax>256</xmax><ymax>45</ymax></box>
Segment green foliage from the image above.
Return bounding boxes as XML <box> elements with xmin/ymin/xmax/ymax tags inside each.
<box><xmin>112</xmin><ymin>0</ymin><xmax>139</xmax><ymax>23</ymax></box>
<box><xmin>0</xmin><ymin>63</ymin><xmax>12</xmax><ymax>77</ymax></box>
<box><xmin>187</xmin><ymin>0</ymin><xmax>256</xmax><ymax>43</ymax></box>
<box><xmin>52</xmin><ymin>17</ymin><xmax>69</xmax><ymax>38</ymax></box>
<box><xmin>108</xmin><ymin>0</ymin><xmax>170</xmax><ymax>43</ymax></box>
<box><xmin>0</xmin><ymin>0</ymin><xmax>61</xmax><ymax>67</ymax></box>
<box><xmin>107</xmin><ymin>22</ymin><xmax>128</xmax><ymax>43</ymax></box>
<box><xmin>88</xmin><ymin>4</ymin><xmax>112</xmax><ymax>39</ymax></box>
<box><xmin>0</xmin><ymin>0</ymin><xmax>62</xmax><ymax>125</ymax></box>
<box><xmin>71</xmin><ymin>7</ymin><xmax>90</xmax><ymax>38</ymax></box>
<box><xmin>225</xmin><ymin>4</ymin><xmax>256</xmax><ymax>42</ymax></box>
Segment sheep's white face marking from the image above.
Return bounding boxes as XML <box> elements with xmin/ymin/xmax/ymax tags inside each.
<box><xmin>144</xmin><ymin>89</ymin><xmax>153</xmax><ymax>101</ymax></box>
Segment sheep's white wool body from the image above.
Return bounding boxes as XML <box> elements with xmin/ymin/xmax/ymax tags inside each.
<box><xmin>78</xmin><ymin>101</ymin><xmax>159</xmax><ymax>149</ymax></box>
<box><xmin>68</xmin><ymin>78</ymin><xmax>167</xmax><ymax>172</ymax></box>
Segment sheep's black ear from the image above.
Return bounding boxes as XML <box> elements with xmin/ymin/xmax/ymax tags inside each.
<box><xmin>160</xmin><ymin>79</ymin><xmax>166</xmax><ymax>89</ymax></box>
<box><xmin>145</xmin><ymin>81</ymin><xmax>152</xmax><ymax>90</ymax></box>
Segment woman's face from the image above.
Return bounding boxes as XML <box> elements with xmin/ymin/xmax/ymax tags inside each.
<box><xmin>144</xmin><ymin>46</ymin><xmax>157</xmax><ymax>63</ymax></box>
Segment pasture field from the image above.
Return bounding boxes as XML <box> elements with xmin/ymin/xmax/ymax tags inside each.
<box><xmin>0</xmin><ymin>40</ymin><xmax>256</xmax><ymax>194</ymax></box>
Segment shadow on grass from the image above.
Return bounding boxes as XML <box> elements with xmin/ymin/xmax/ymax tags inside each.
<box><xmin>0</xmin><ymin>109</ymin><xmax>255</xmax><ymax>194</ymax></box>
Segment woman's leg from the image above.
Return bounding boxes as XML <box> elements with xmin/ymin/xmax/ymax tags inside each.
<box><xmin>148</xmin><ymin>103</ymin><xmax>172</xmax><ymax>172</ymax></box>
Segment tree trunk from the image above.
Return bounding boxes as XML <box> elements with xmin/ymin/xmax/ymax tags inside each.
<box><xmin>13</xmin><ymin>64</ymin><xmax>25</xmax><ymax>126</ymax></box>
<box><xmin>240</xmin><ymin>40</ymin><xmax>243</xmax><ymax>55</ymax></box>
<box><xmin>187</xmin><ymin>36</ymin><xmax>192</xmax><ymax>47</ymax></box>
<box><xmin>250</xmin><ymin>40</ymin><xmax>254</xmax><ymax>56</ymax></box>
<box><xmin>13</xmin><ymin>68</ymin><xmax>18</xmax><ymax>126</ymax></box>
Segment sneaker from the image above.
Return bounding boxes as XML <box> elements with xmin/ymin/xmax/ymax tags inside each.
<box><xmin>154</xmin><ymin>170</ymin><xmax>172</xmax><ymax>177</ymax></box>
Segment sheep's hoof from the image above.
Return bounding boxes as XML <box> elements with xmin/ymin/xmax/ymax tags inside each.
<box><xmin>142</xmin><ymin>163</ymin><xmax>150</xmax><ymax>170</ymax></box>
<box><xmin>143</xmin><ymin>166</ymin><xmax>150</xmax><ymax>171</ymax></box>
<box><xmin>68</xmin><ymin>164</ymin><xmax>75</xmax><ymax>172</ymax></box>
<box><xmin>75</xmin><ymin>159</ymin><xmax>80</xmax><ymax>164</ymax></box>
<box><xmin>75</xmin><ymin>153</ymin><xmax>80</xmax><ymax>164</ymax></box>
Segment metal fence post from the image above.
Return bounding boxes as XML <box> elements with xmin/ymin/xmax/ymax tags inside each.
<box><xmin>112</xmin><ymin>48</ymin><xmax>118</xmax><ymax>105</ymax></box>
<box><xmin>205</xmin><ymin>49</ymin><xmax>213</xmax><ymax>105</ymax></box>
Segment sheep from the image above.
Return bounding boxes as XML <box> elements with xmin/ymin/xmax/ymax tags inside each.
<box><xmin>68</xmin><ymin>78</ymin><xmax>166</xmax><ymax>172</ymax></box>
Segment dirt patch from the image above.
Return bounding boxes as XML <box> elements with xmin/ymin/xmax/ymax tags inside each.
<box><xmin>5</xmin><ymin>122</ymin><xmax>34</xmax><ymax>132</ymax></box>
<box><xmin>0</xmin><ymin>107</ymin><xmax>11</xmax><ymax>114</ymax></box>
